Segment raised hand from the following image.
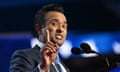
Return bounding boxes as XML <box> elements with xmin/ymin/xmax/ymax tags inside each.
<box><xmin>40</xmin><ymin>29</ymin><xmax>59</xmax><ymax>71</ymax></box>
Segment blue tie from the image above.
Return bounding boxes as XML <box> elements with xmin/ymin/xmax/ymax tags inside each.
<box><xmin>55</xmin><ymin>55</ymin><xmax>62</xmax><ymax>72</ymax></box>
<box><xmin>56</xmin><ymin>63</ymin><xmax>62</xmax><ymax>72</ymax></box>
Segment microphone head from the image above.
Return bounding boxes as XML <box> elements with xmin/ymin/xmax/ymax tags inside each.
<box><xmin>80</xmin><ymin>43</ymin><xmax>92</xmax><ymax>52</ymax></box>
<box><xmin>80</xmin><ymin>43</ymin><xmax>96</xmax><ymax>53</ymax></box>
<box><xmin>71</xmin><ymin>47</ymin><xmax>82</xmax><ymax>55</ymax></box>
<box><xmin>80</xmin><ymin>43</ymin><xmax>91</xmax><ymax>51</ymax></box>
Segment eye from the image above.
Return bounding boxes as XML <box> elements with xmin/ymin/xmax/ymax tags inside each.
<box><xmin>62</xmin><ymin>24</ymin><xmax>65</xmax><ymax>28</ymax></box>
<box><xmin>51</xmin><ymin>21</ymin><xmax>58</xmax><ymax>26</ymax></box>
<box><xmin>62</xmin><ymin>24</ymin><xmax>67</xmax><ymax>29</ymax></box>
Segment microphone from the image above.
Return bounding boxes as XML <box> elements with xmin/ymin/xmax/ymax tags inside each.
<box><xmin>71</xmin><ymin>47</ymin><xmax>83</xmax><ymax>55</ymax></box>
<box><xmin>71</xmin><ymin>43</ymin><xmax>97</xmax><ymax>55</ymax></box>
<box><xmin>71</xmin><ymin>42</ymin><xmax>110</xmax><ymax>68</ymax></box>
<box><xmin>80</xmin><ymin>43</ymin><xmax>97</xmax><ymax>53</ymax></box>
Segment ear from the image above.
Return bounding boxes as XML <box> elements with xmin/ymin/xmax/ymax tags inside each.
<box><xmin>35</xmin><ymin>24</ymin><xmax>42</xmax><ymax>35</ymax></box>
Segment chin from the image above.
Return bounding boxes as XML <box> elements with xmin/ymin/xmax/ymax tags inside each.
<box><xmin>57</xmin><ymin>43</ymin><xmax>62</xmax><ymax>47</ymax></box>
<box><xmin>53</xmin><ymin>39</ymin><xmax>65</xmax><ymax>46</ymax></box>
<box><xmin>57</xmin><ymin>41</ymin><xmax>64</xmax><ymax>46</ymax></box>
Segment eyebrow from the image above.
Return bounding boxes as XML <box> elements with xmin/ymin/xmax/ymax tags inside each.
<box><xmin>49</xmin><ymin>19</ymin><xmax>67</xmax><ymax>25</ymax></box>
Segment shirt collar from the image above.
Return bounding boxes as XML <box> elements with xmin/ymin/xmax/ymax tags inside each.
<box><xmin>37</xmin><ymin>40</ymin><xmax>45</xmax><ymax>49</ymax></box>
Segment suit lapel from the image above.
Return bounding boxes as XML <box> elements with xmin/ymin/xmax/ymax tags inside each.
<box><xmin>50</xmin><ymin>62</ymin><xmax>59</xmax><ymax>72</ymax></box>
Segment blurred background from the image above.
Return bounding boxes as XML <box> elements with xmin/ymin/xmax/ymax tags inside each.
<box><xmin>0</xmin><ymin>0</ymin><xmax>120</xmax><ymax>72</ymax></box>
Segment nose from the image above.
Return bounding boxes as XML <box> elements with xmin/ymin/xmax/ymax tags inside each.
<box><xmin>56</xmin><ymin>29</ymin><xmax>62</xmax><ymax>33</ymax></box>
<box><xmin>56</xmin><ymin>25</ymin><xmax>63</xmax><ymax>33</ymax></box>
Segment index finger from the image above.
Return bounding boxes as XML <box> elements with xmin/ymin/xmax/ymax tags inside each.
<box><xmin>46</xmin><ymin>29</ymin><xmax>50</xmax><ymax>42</ymax></box>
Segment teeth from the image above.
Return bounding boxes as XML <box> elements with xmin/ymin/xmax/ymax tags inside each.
<box><xmin>56</xmin><ymin>35</ymin><xmax>62</xmax><ymax>39</ymax></box>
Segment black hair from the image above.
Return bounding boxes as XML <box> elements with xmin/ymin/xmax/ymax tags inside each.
<box><xmin>34</xmin><ymin>4</ymin><xmax>64</xmax><ymax>27</ymax></box>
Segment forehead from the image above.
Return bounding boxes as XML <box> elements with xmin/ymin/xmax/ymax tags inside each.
<box><xmin>45</xmin><ymin>11</ymin><xmax>67</xmax><ymax>23</ymax></box>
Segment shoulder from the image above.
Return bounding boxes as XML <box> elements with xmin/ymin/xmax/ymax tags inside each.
<box><xmin>13</xmin><ymin>45</ymin><xmax>40</xmax><ymax>56</ymax></box>
<box><xmin>11</xmin><ymin>46</ymin><xmax>40</xmax><ymax>60</ymax></box>
<box><xmin>9</xmin><ymin>47</ymin><xmax>41</xmax><ymax>71</ymax></box>
<box><xmin>13</xmin><ymin>48</ymin><xmax>34</xmax><ymax>55</ymax></box>
<box><xmin>10</xmin><ymin>46</ymin><xmax>41</xmax><ymax>64</ymax></box>
<box><xmin>11</xmin><ymin>48</ymin><xmax>33</xmax><ymax>61</ymax></box>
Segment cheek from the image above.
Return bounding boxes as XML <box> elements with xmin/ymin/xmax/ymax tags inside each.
<box><xmin>64</xmin><ymin>30</ymin><xmax>67</xmax><ymax>35</ymax></box>
<box><xmin>48</xmin><ymin>28</ymin><xmax>56</xmax><ymax>38</ymax></box>
<box><xmin>48</xmin><ymin>28</ymin><xmax>52</xmax><ymax>32</ymax></box>
<box><xmin>48</xmin><ymin>27</ymin><xmax>56</xmax><ymax>33</ymax></box>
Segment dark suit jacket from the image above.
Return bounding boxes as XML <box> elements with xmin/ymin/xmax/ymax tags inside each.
<box><xmin>9</xmin><ymin>45</ymin><xmax>70</xmax><ymax>72</ymax></box>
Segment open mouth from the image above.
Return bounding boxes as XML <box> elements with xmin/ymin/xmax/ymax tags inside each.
<box><xmin>55</xmin><ymin>34</ymin><xmax>63</xmax><ymax>40</ymax></box>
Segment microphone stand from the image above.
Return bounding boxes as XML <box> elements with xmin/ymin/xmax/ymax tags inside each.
<box><xmin>92</xmin><ymin>51</ymin><xmax>111</xmax><ymax>72</ymax></box>
<box><xmin>95</xmin><ymin>52</ymin><xmax>110</xmax><ymax>67</ymax></box>
<box><xmin>85</xmin><ymin>50</ymin><xmax>110</xmax><ymax>71</ymax></box>
<box><xmin>84</xmin><ymin>50</ymin><xmax>110</xmax><ymax>68</ymax></box>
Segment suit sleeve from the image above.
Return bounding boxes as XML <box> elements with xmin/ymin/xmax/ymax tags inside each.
<box><xmin>9</xmin><ymin>50</ymin><xmax>40</xmax><ymax>72</ymax></box>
